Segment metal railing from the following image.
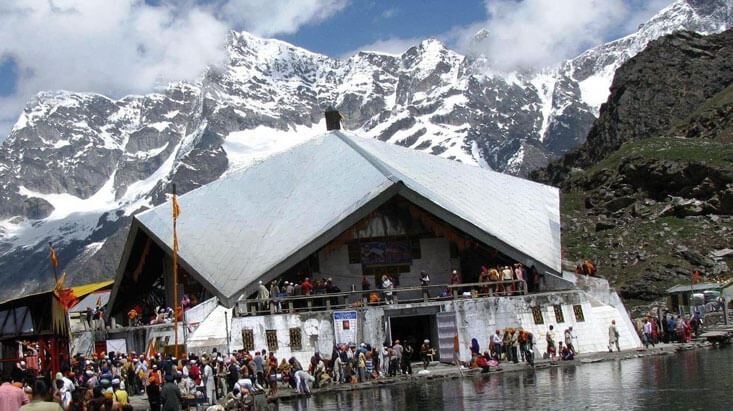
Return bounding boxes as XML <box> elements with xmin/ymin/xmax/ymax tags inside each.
<box><xmin>234</xmin><ymin>279</ymin><xmax>528</xmax><ymax>317</ymax></box>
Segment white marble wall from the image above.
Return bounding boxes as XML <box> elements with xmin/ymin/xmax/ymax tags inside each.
<box><xmin>221</xmin><ymin>288</ymin><xmax>641</xmax><ymax>367</ymax></box>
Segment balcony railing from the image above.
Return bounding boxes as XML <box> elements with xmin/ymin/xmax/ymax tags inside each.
<box><xmin>234</xmin><ymin>279</ymin><xmax>528</xmax><ymax>317</ymax></box>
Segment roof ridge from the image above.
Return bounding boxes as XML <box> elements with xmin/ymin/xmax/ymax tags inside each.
<box><xmin>332</xmin><ymin>131</ymin><xmax>401</xmax><ymax>183</ymax></box>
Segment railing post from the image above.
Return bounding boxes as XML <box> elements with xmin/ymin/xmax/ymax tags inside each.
<box><xmin>307</xmin><ymin>299</ymin><xmax>313</xmax><ymax>311</ymax></box>
<box><xmin>288</xmin><ymin>300</ymin><xmax>294</xmax><ymax>313</ymax></box>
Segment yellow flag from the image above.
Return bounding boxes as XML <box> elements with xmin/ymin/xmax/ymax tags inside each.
<box><xmin>172</xmin><ymin>194</ymin><xmax>181</xmax><ymax>220</ymax></box>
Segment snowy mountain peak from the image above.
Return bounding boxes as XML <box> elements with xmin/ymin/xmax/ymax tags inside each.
<box><xmin>567</xmin><ymin>0</ymin><xmax>733</xmax><ymax>110</ymax></box>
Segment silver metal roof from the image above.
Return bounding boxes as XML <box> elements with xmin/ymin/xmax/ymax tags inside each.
<box><xmin>666</xmin><ymin>282</ymin><xmax>729</xmax><ymax>294</ymax></box>
<box><xmin>130</xmin><ymin>131</ymin><xmax>561</xmax><ymax>307</ymax></box>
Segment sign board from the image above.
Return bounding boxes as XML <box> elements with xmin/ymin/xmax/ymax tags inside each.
<box><xmin>360</xmin><ymin>241</ymin><xmax>411</xmax><ymax>266</ymax></box>
<box><xmin>333</xmin><ymin>311</ymin><xmax>358</xmax><ymax>345</ymax></box>
<box><xmin>106</xmin><ymin>338</ymin><xmax>128</xmax><ymax>355</ymax></box>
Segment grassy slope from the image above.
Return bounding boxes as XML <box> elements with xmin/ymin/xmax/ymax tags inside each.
<box><xmin>560</xmin><ymin>136</ymin><xmax>733</xmax><ymax>305</ymax></box>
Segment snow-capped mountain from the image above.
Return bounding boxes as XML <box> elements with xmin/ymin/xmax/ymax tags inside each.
<box><xmin>0</xmin><ymin>0</ymin><xmax>730</xmax><ymax>301</ymax></box>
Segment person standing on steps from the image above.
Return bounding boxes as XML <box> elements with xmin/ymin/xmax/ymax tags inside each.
<box><xmin>564</xmin><ymin>327</ymin><xmax>576</xmax><ymax>355</ymax></box>
<box><xmin>546</xmin><ymin>325</ymin><xmax>557</xmax><ymax>361</ymax></box>
<box><xmin>608</xmin><ymin>320</ymin><xmax>620</xmax><ymax>352</ymax></box>
<box><xmin>491</xmin><ymin>330</ymin><xmax>503</xmax><ymax>362</ymax></box>
<box><xmin>420</xmin><ymin>340</ymin><xmax>433</xmax><ymax>370</ymax></box>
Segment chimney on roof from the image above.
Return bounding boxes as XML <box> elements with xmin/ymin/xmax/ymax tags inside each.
<box><xmin>325</xmin><ymin>108</ymin><xmax>342</xmax><ymax>131</ymax></box>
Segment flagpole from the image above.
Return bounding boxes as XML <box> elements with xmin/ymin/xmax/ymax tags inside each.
<box><xmin>172</xmin><ymin>184</ymin><xmax>180</xmax><ymax>358</ymax></box>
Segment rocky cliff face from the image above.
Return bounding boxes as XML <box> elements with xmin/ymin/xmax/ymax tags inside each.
<box><xmin>534</xmin><ymin>29</ymin><xmax>733</xmax><ymax>304</ymax></box>
<box><xmin>0</xmin><ymin>1</ymin><xmax>731</xmax><ymax>302</ymax></box>
<box><xmin>535</xmin><ymin>29</ymin><xmax>733</xmax><ymax>184</ymax></box>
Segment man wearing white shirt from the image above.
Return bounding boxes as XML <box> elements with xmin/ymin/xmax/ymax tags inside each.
<box><xmin>643</xmin><ymin>318</ymin><xmax>655</xmax><ymax>349</ymax></box>
<box><xmin>203</xmin><ymin>357</ymin><xmax>216</xmax><ymax>405</ymax></box>
<box><xmin>491</xmin><ymin>330</ymin><xmax>503</xmax><ymax>361</ymax></box>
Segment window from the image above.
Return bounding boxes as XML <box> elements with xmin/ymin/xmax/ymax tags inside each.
<box><xmin>347</xmin><ymin>242</ymin><xmax>361</xmax><ymax>264</ymax></box>
<box><xmin>289</xmin><ymin>328</ymin><xmax>302</xmax><ymax>351</ymax></box>
<box><xmin>266</xmin><ymin>330</ymin><xmax>278</xmax><ymax>352</ymax></box>
<box><xmin>554</xmin><ymin>305</ymin><xmax>564</xmax><ymax>323</ymax></box>
<box><xmin>242</xmin><ymin>329</ymin><xmax>254</xmax><ymax>351</ymax></box>
<box><xmin>531</xmin><ymin>306</ymin><xmax>544</xmax><ymax>325</ymax></box>
<box><xmin>573</xmin><ymin>305</ymin><xmax>585</xmax><ymax>322</ymax></box>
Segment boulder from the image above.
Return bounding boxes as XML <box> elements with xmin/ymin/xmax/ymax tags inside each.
<box><xmin>602</xmin><ymin>196</ymin><xmax>636</xmax><ymax>212</ymax></box>
<box><xmin>672</xmin><ymin>197</ymin><xmax>706</xmax><ymax>217</ymax></box>
<box><xmin>595</xmin><ymin>219</ymin><xmax>617</xmax><ymax>232</ymax></box>
<box><xmin>674</xmin><ymin>246</ymin><xmax>714</xmax><ymax>267</ymax></box>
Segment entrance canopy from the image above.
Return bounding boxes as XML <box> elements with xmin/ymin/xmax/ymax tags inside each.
<box><xmin>110</xmin><ymin>131</ymin><xmax>560</xmax><ymax>308</ymax></box>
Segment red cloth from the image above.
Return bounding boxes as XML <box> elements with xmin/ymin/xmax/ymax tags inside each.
<box><xmin>301</xmin><ymin>280</ymin><xmax>313</xmax><ymax>295</ymax></box>
<box><xmin>190</xmin><ymin>364</ymin><xmax>201</xmax><ymax>385</ymax></box>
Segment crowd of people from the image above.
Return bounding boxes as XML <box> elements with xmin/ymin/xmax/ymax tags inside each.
<box><xmin>463</xmin><ymin>325</ymin><xmax>578</xmax><ymax>372</ymax></box>
<box><xmin>250</xmin><ymin>263</ymin><xmax>541</xmax><ymax>314</ymax></box>
<box><xmin>5</xmin><ymin>315</ymin><xmax>706</xmax><ymax>410</ymax></box>
<box><xmin>122</xmin><ymin>264</ymin><xmax>542</xmax><ymax>325</ymax></box>
<box><xmin>634</xmin><ymin>311</ymin><xmax>702</xmax><ymax>349</ymax></box>
<box><xmin>0</xmin><ymin>338</ymin><xmax>445</xmax><ymax>411</ymax></box>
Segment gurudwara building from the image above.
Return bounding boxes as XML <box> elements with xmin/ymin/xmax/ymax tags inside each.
<box><xmin>100</xmin><ymin>116</ymin><xmax>640</xmax><ymax>365</ymax></box>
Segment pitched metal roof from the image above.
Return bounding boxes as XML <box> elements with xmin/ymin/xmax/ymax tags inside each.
<box><xmin>122</xmin><ymin>131</ymin><xmax>560</xmax><ymax>307</ymax></box>
<box><xmin>666</xmin><ymin>281</ymin><xmax>732</xmax><ymax>294</ymax></box>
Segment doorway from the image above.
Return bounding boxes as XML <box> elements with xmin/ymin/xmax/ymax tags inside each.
<box><xmin>388</xmin><ymin>315</ymin><xmax>438</xmax><ymax>361</ymax></box>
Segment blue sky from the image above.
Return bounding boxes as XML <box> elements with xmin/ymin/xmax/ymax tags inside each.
<box><xmin>277</xmin><ymin>1</ymin><xmax>488</xmax><ymax>57</ymax></box>
<box><xmin>0</xmin><ymin>0</ymin><xmax>670</xmax><ymax>138</ymax></box>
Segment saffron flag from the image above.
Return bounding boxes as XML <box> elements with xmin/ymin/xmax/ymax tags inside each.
<box><xmin>56</xmin><ymin>288</ymin><xmax>79</xmax><ymax>310</ymax></box>
<box><xmin>49</xmin><ymin>244</ymin><xmax>59</xmax><ymax>268</ymax></box>
<box><xmin>172</xmin><ymin>194</ymin><xmax>181</xmax><ymax>220</ymax></box>
<box><xmin>172</xmin><ymin>193</ymin><xmax>181</xmax><ymax>253</ymax></box>
<box><xmin>53</xmin><ymin>273</ymin><xmax>78</xmax><ymax>311</ymax></box>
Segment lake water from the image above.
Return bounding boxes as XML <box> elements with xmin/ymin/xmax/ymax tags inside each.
<box><xmin>280</xmin><ymin>347</ymin><xmax>733</xmax><ymax>410</ymax></box>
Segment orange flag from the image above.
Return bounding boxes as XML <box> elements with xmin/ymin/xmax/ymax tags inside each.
<box><xmin>57</xmin><ymin>289</ymin><xmax>79</xmax><ymax>310</ymax></box>
<box><xmin>49</xmin><ymin>244</ymin><xmax>59</xmax><ymax>268</ymax></box>
<box><xmin>172</xmin><ymin>194</ymin><xmax>181</xmax><ymax>220</ymax></box>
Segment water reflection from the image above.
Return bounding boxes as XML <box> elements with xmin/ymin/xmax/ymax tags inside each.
<box><xmin>280</xmin><ymin>348</ymin><xmax>732</xmax><ymax>411</ymax></box>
